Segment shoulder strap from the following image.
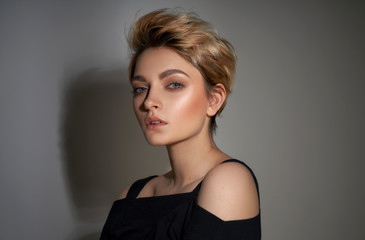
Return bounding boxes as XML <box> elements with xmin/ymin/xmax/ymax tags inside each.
<box><xmin>221</xmin><ymin>159</ymin><xmax>260</xmax><ymax>202</ymax></box>
<box><xmin>126</xmin><ymin>175</ymin><xmax>158</xmax><ymax>199</ymax></box>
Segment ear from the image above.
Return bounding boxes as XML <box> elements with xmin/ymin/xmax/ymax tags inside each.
<box><xmin>207</xmin><ymin>83</ymin><xmax>227</xmax><ymax>117</ymax></box>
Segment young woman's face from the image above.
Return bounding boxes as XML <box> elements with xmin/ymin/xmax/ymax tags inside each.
<box><xmin>131</xmin><ymin>47</ymin><xmax>211</xmax><ymax>146</ymax></box>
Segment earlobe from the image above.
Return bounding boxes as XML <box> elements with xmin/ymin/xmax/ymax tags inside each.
<box><xmin>207</xmin><ymin>83</ymin><xmax>227</xmax><ymax>117</ymax></box>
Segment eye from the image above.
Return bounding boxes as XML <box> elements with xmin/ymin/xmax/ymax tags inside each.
<box><xmin>133</xmin><ymin>87</ymin><xmax>148</xmax><ymax>94</ymax></box>
<box><xmin>168</xmin><ymin>82</ymin><xmax>183</xmax><ymax>89</ymax></box>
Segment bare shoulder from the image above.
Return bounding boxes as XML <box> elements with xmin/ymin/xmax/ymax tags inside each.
<box><xmin>197</xmin><ymin>160</ymin><xmax>260</xmax><ymax>221</ymax></box>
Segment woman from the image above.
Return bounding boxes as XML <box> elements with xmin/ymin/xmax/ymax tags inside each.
<box><xmin>100</xmin><ymin>8</ymin><xmax>261</xmax><ymax>239</ymax></box>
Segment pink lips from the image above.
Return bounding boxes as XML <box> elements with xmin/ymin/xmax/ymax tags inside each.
<box><xmin>145</xmin><ymin>116</ymin><xmax>167</xmax><ymax>130</ymax></box>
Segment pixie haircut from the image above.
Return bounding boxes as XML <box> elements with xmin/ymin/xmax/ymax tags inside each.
<box><xmin>127</xmin><ymin>8</ymin><xmax>236</xmax><ymax>133</ymax></box>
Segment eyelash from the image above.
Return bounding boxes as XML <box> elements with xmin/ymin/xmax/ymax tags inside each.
<box><xmin>132</xmin><ymin>82</ymin><xmax>183</xmax><ymax>95</ymax></box>
<box><xmin>132</xmin><ymin>87</ymin><xmax>148</xmax><ymax>94</ymax></box>
<box><xmin>167</xmin><ymin>82</ymin><xmax>183</xmax><ymax>89</ymax></box>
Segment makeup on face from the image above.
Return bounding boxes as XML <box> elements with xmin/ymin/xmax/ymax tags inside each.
<box><xmin>131</xmin><ymin>47</ymin><xmax>211</xmax><ymax>146</ymax></box>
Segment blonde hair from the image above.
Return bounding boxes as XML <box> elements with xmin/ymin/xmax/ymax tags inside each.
<box><xmin>127</xmin><ymin>8</ymin><xmax>236</xmax><ymax>133</ymax></box>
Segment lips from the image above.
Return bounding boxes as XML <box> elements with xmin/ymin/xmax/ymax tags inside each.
<box><xmin>145</xmin><ymin>116</ymin><xmax>167</xmax><ymax>130</ymax></box>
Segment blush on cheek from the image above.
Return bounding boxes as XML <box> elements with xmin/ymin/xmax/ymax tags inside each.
<box><xmin>176</xmin><ymin>90</ymin><xmax>208</xmax><ymax>122</ymax></box>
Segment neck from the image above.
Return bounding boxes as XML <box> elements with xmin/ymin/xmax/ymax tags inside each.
<box><xmin>166</xmin><ymin>129</ymin><xmax>229</xmax><ymax>188</ymax></box>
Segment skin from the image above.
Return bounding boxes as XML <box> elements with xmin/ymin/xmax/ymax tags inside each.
<box><xmin>119</xmin><ymin>47</ymin><xmax>259</xmax><ymax>221</ymax></box>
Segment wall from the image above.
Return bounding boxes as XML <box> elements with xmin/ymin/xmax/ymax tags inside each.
<box><xmin>0</xmin><ymin>0</ymin><xmax>364</xmax><ymax>239</ymax></box>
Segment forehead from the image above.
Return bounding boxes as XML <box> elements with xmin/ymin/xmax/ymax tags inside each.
<box><xmin>133</xmin><ymin>47</ymin><xmax>202</xmax><ymax>79</ymax></box>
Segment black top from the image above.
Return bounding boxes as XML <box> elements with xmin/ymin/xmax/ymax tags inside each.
<box><xmin>100</xmin><ymin>159</ymin><xmax>261</xmax><ymax>240</ymax></box>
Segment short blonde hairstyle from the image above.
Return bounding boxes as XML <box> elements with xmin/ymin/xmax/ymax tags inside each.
<box><xmin>127</xmin><ymin>8</ymin><xmax>236</xmax><ymax>133</ymax></box>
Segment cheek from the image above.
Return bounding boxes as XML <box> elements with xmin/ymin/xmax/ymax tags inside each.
<box><xmin>170</xmin><ymin>89</ymin><xmax>209</xmax><ymax>121</ymax></box>
<box><xmin>133</xmin><ymin>97</ymin><xmax>144</xmax><ymax>122</ymax></box>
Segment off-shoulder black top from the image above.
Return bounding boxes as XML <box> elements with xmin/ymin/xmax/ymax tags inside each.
<box><xmin>100</xmin><ymin>159</ymin><xmax>261</xmax><ymax>239</ymax></box>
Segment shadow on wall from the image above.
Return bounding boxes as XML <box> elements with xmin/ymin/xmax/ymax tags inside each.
<box><xmin>62</xmin><ymin>69</ymin><xmax>168</xmax><ymax>239</ymax></box>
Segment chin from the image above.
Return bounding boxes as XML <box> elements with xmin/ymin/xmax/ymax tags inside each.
<box><xmin>147</xmin><ymin>141</ymin><xmax>166</xmax><ymax>146</ymax></box>
<box><xmin>141</xmin><ymin>124</ymin><xmax>206</xmax><ymax>146</ymax></box>
<box><xmin>145</xmin><ymin>138</ymin><xmax>166</xmax><ymax>146</ymax></box>
<box><xmin>143</xmin><ymin>133</ymin><xmax>170</xmax><ymax>146</ymax></box>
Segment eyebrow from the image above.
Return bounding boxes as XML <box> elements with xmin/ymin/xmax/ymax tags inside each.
<box><xmin>131</xmin><ymin>75</ymin><xmax>146</xmax><ymax>82</ymax></box>
<box><xmin>131</xmin><ymin>69</ymin><xmax>190</xmax><ymax>82</ymax></box>
<box><xmin>159</xmin><ymin>69</ymin><xmax>190</xmax><ymax>79</ymax></box>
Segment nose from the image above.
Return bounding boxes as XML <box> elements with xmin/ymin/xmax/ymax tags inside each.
<box><xmin>143</xmin><ymin>87</ymin><xmax>162</xmax><ymax>111</ymax></box>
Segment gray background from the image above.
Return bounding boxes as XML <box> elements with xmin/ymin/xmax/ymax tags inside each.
<box><xmin>1</xmin><ymin>0</ymin><xmax>364</xmax><ymax>239</ymax></box>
